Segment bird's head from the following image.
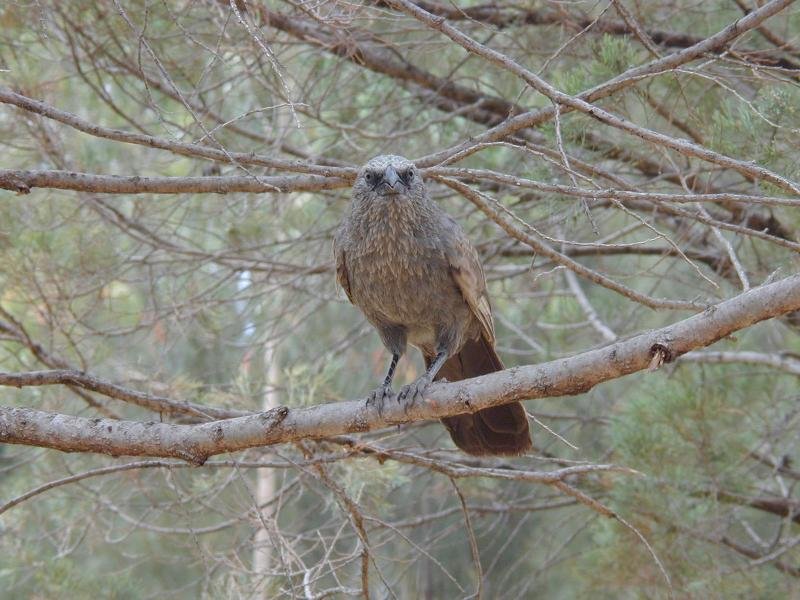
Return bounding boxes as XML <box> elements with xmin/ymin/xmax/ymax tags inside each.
<box><xmin>352</xmin><ymin>155</ymin><xmax>424</xmax><ymax>206</ymax></box>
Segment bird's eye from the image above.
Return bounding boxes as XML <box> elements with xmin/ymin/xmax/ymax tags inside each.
<box><xmin>365</xmin><ymin>171</ymin><xmax>376</xmax><ymax>184</ymax></box>
<box><xmin>404</xmin><ymin>168</ymin><xmax>414</xmax><ymax>181</ymax></box>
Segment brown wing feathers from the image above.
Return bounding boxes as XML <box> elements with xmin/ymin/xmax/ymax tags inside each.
<box><xmin>442</xmin><ymin>229</ymin><xmax>532</xmax><ymax>455</ymax></box>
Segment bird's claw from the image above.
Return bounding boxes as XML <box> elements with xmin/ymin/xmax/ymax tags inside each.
<box><xmin>396</xmin><ymin>377</ymin><xmax>431</xmax><ymax>413</ymax></box>
<box><xmin>366</xmin><ymin>384</ymin><xmax>394</xmax><ymax>416</ymax></box>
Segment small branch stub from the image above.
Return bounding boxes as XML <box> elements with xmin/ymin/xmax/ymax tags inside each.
<box><xmin>648</xmin><ymin>343</ymin><xmax>673</xmax><ymax>371</ymax></box>
<box><xmin>0</xmin><ymin>172</ymin><xmax>30</xmax><ymax>194</ymax></box>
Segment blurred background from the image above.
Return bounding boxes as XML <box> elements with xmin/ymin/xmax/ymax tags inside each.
<box><xmin>1</xmin><ymin>1</ymin><xmax>799</xmax><ymax>597</ymax></box>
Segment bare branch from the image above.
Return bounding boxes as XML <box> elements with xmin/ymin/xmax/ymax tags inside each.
<box><xmin>2</xmin><ymin>273</ymin><xmax>799</xmax><ymax>461</ymax></box>
<box><xmin>678</xmin><ymin>351</ymin><xmax>800</xmax><ymax>375</ymax></box>
<box><xmin>0</xmin><ymin>369</ymin><xmax>244</xmax><ymax>419</ymax></box>
<box><xmin>0</xmin><ymin>169</ymin><xmax>349</xmax><ymax>195</ymax></box>
<box><xmin>0</xmin><ymin>88</ymin><xmax>355</xmax><ymax>178</ymax></box>
<box><xmin>409</xmin><ymin>0</ymin><xmax>798</xmax><ymax>180</ymax></box>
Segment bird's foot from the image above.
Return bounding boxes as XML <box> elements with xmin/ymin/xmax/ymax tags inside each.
<box><xmin>396</xmin><ymin>376</ymin><xmax>432</xmax><ymax>412</ymax></box>
<box><xmin>366</xmin><ymin>384</ymin><xmax>394</xmax><ymax>416</ymax></box>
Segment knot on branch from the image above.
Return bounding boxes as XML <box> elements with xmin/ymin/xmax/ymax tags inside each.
<box><xmin>648</xmin><ymin>343</ymin><xmax>674</xmax><ymax>371</ymax></box>
<box><xmin>261</xmin><ymin>405</ymin><xmax>289</xmax><ymax>430</ymax></box>
<box><xmin>0</xmin><ymin>171</ymin><xmax>30</xmax><ymax>194</ymax></box>
<box><xmin>178</xmin><ymin>449</ymin><xmax>209</xmax><ymax>466</ymax></box>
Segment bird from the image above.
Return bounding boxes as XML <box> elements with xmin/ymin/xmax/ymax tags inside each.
<box><xmin>333</xmin><ymin>155</ymin><xmax>532</xmax><ymax>456</ymax></box>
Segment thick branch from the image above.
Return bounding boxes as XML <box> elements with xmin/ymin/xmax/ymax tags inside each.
<box><xmin>0</xmin><ymin>169</ymin><xmax>349</xmax><ymax>195</ymax></box>
<box><xmin>1</xmin><ymin>274</ymin><xmax>799</xmax><ymax>461</ymax></box>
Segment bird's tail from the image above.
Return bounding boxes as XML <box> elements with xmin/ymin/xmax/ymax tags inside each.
<box><xmin>428</xmin><ymin>337</ymin><xmax>532</xmax><ymax>456</ymax></box>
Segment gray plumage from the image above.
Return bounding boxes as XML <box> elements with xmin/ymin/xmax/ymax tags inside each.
<box><xmin>334</xmin><ymin>155</ymin><xmax>531</xmax><ymax>456</ymax></box>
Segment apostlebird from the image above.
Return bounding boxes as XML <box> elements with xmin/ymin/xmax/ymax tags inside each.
<box><xmin>333</xmin><ymin>155</ymin><xmax>532</xmax><ymax>455</ymax></box>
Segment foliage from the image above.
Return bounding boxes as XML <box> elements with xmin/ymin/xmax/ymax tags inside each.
<box><xmin>1</xmin><ymin>0</ymin><xmax>799</xmax><ymax>597</ymax></box>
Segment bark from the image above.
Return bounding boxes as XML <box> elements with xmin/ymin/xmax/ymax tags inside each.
<box><xmin>1</xmin><ymin>273</ymin><xmax>799</xmax><ymax>461</ymax></box>
<box><xmin>0</xmin><ymin>169</ymin><xmax>349</xmax><ymax>195</ymax></box>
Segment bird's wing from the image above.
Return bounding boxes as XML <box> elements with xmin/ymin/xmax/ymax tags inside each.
<box><xmin>332</xmin><ymin>233</ymin><xmax>354</xmax><ymax>304</ymax></box>
<box><xmin>445</xmin><ymin>224</ymin><xmax>496</xmax><ymax>344</ymax></box>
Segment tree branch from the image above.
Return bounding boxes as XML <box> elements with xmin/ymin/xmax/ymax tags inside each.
<box><xmin>679</xmin><ymin>350</ymin><xmax>800</xmax><ymax>375</ymax></box>
<box><xmin>0</xmin><ymin>169</ymin><xmax>349</xmax><ymax>195</ymax></box>
<box><xmin>2</xmin><ymin>274</ymin><xmax>799</xmax><ymax>461</ymax></box>
<box><xmin>0</xmin><ymin>369</ymin><xmax>245</xmax><ymax>419</ymax></box>
<box><xmin>389</xmin><ymin>0</ymin><xmax>800</xmax><ymax>195</ymax></box>
<box><xmin>404</xmin><ymin>0</ymin><xmax>800</xmax><ymax>74</ymax></box>
<box><xmin>408</xmin><ymin>0</ymin><xmax>797</xmax><ymax>178</ymax></box>
<box><xmin>0</xmin><ymin>88</ymin><xmax>356</xmax><ymax>179</ymax></box>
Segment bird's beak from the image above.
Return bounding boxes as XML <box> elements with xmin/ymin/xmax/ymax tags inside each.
<box><xmin>383</xmin><ymin>165</ymin><xmax>401</xmax><ymax>193</ymax></box>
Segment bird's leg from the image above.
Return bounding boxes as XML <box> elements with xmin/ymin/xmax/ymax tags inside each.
<box><xmin>366</xmin><ymin>353</ymin><xmax>399</xmax><ymax>415</ymax></box>
<box><xmin>397</xmin><ymin>349</ymin><xmax>448</xmax><ymax>409</ymax></box>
